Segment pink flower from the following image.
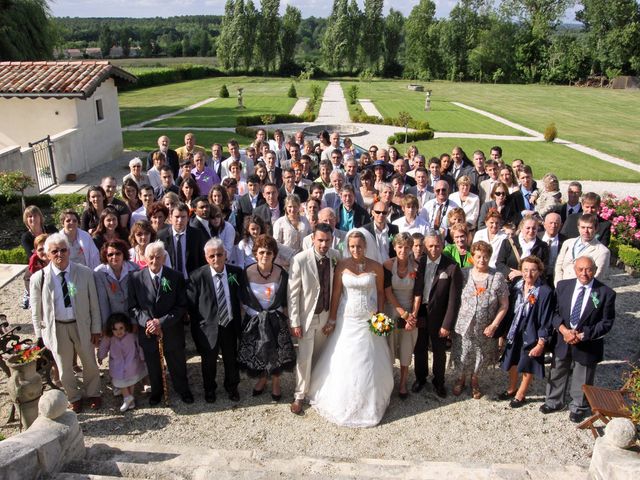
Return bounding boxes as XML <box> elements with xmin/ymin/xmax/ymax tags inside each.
<box><xmin>635</xmin><ymin>231</ymin><xmax>640</xmax><ymax>240</ymax></box>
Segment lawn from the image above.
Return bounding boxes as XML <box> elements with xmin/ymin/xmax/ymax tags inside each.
<box><xmin>351</xmin><ymin>79</ymin><xmax>640</xmax><ymax>163</ymax></box>
<box><xmin>119</xmin><ymin>77</ymin><xmax>327</xmax><ymax>127</ymax></box>
<box><xmin>123</xmin><ymin>130</ymin><xmax>254</xmax><ymax>153</ymax></box>
<box><xmin>341</xmin><ymin>80</ymin><xmax>525</xmax><ymax>136</ymax></box>
<box><xmin>403</xmin><ymin>138</ymin><xmax>640</xmax><ymax>182</ymax></box>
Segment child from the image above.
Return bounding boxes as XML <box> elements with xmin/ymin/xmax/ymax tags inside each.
<box><xmin>535</xmin><ymin>173</ymin><xmax>562</xmax><ymax>218</ymax></box>
<box><xmin>411</xmin><ymin>232</ymin><xmax>425</xmax><ymax>262</ymax></box>
<box><xmin>98</xmin><ymin>313</ymin><xmax>147</xmax><ymax>412</ymax></box>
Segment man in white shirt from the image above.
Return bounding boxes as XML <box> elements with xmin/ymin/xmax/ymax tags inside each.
<box><xmin>301</xmin><ymin>208</ymin><xmax>346</xmax><ymax>250</ymax></box>
<box><xmin>421</xmin><ymin>180</ymin><xmax>459</xmax><ymax>233</ymax></box>
<box><xmin>478</xmin><ymin>159</ymin><xmax>500</xmax><ymax>203</ymax></box>
<box><xmin>222</xmin><ymin>139</ymin><xmax>252</xmax><ymax>179</ymax></box>
<box><xmin>539</xmin><ymin>212</ymin><xmax>565</xmax><ymax>284</ymax></box>
<box><xmin>393</xmin><ymin>194</ymin><xmax>429</xmax><ymax>235</ymax></box>
<box><xmin>409</xmin><ymin>167</ymin><xmax>434</xmax><ymax>209</ymax></box>
<box><xmin>320</xmin><ymin>132</ymin><xmax>341</xmax><ymax>162</ymax></box>
<box><xmin>130</xmin><ymin>184</ymin><xmax>156</xmax><ymax>227</ymax></box>
<box><xmin>363</xmin><ymin>201</ymin><xmax>399</xmax><ymax>261</ymax></box>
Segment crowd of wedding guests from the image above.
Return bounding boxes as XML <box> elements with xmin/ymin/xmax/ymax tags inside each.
<box><xmin>23</xmin><ymin>129</ymin><xmax>616</xmax><ymax>426</ymax></box>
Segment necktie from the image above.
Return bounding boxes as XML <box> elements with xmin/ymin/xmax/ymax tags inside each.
<box><xmin>434</xmin><ymin>204</ymin><xmax>443</xmax><ymax>230</ymax></box>
<box><xmin>59</xmin><ymin>271</ymin><xmax>71</xmax><ymax>308</ymax></box>
<box><xmin>215</xmin><ymin>273</ymin><xmax>230</xmax><ymax>327</ymax></box>
<box><xmin>154</xmin><ymin>275</ymin><xmax>160</xmax><ymax>292</ymax></box>
<box><xmin>570</xmin><ymin>286</ymin><xmax>586</xmax><ymax>328</ymax></box>
<box><xmin>269</xmin><ymin>170</ymin><xmax>275</xmax><ymax>183</ymax></box>
<box><xmin>423</xmin><ymin>262</ymin><xmax>437</xmax><ymax>301</ymax></box>
<box><xmin>175</xmin><ymin>233</ymin><xmax>184</xmax><ymax>274</ymax></box>
<box><xmin>568</xmin><ymin>207</ymin><xmax>574</xmax><ymax>215</ymax></box>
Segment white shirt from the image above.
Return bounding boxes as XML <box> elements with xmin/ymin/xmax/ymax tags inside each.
<box><xmin>421</xmin><ymin>198</ymin><xmax>459</xmax><ymax>230</ymax></box>
<box><xmin>570</xmin><ymin>278</ymin><xmax>594</xmax><ymax>322</ymax></box>
<box><xmin>147</xmin><ymin>167</ymin><xmax>162</xmax><ymax>191</ymax></box>
<box><xmin>373</xmin><ymin>223</ymin><xmax>390</xmax><ymax>262</ymax></box>
<box><xmin>518</xmin><ymin>234</ymin><xmax>536</xmax><ymax>258</ymax></box>
<box><xmin>473</xmin><ymin>229</ymin><xmax>506</xmax><ymax>268</ymax></box>
<box><xmin>50</xmin><ymin>264</ymin><xmax>75</xmax><ymax>320</ymax></box>
<box><xmin>393</xmin><ymin>215</ymin><xmax>429</xmax><ymax>235</ymax></box>
<box><xmin>130</xmin><ymin>206</ymin><xmax>148</xmax><ymax>228</ymax></box>
<box><xmin>149</xmin><ymin>267</ymin><xmax>164</xmax><ymax>286</ymax></box>
<box><xmin>541</xmin><ymin>232</ymin><xmax>560</xmax><ymax>266</ymax></box>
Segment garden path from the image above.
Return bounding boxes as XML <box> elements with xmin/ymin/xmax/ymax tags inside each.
<box><xmin>315</xmin><ymin>81</ymin><xmax>351</xmax><ymax>124</ymax></box>
<box><xmin>358</xmin><ymin>99</ymin><xmax>383</xmax><ymax>118</ymax></box>
<box><xmin>124</xmin><ymin>97</ymin><xmax>217</xmax><ymax>130</ymax></box>
<box><xmin>288</xmin><ymin>97</ymin><xmax>309</xmax><ymax>116</ymax></box>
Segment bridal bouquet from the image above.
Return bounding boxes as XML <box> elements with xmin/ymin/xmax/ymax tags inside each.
<box><xmin>368</xmin><ymin>312</ymin><xmax>394</xmax><ymax>337</ymax></box>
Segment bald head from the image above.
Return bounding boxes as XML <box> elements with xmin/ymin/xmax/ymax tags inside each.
<box><xmin>318</xmin><ymin>208</ymin><xmax>337</xmax><ymax>228</ymax></box>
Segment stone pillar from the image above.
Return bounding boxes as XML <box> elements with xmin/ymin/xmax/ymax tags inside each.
<box><xmin>589</xmin><ymin>418</ymin><xmax>640</xmax><ymax>479</ymax></box>
<box><xmin>6</xmin><ymin>355</ymin><xmax>43</xmax><ymax>429</ymax></box>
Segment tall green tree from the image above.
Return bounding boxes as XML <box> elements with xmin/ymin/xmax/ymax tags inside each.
<box><xmin>280</xmin><ymin>5</ymin><xmax>301</xmax><ymax>71</ymax></box>
<box><xmin>344</xmin><ymin>0</ymin><xmax>362</xmax><ymax>71</ymax></box>
<box><xmin>99</xmin><ymin>25</ymin><xmax>113</xmax><ymax>57</ymax></box>
<box><xmin>218</xmin><ymin>0</ymin><xmax>237</xmax><ymax>69</ymax></box>
<box><xmin>382</xmin><ymin>9</ymin><xmax>404</xmax><ymax>75</ymax></box>
<box><xmin>359</xmin><ymin>0</ymin><xmax>384</xmax><ymax>70</ymax></box>
<box><xmin>577</xmin><ymin>0</ymin><xmax>640</xmax><ymax>75</ymax></box>
<box><xmin>256</xmin><ymin>0</ymin><xmax>280</xmax><ymax>72</ymax></box>
<box><xmin>404</xmin><ymin>0</ymin><xmax>439</xmax><ymax>79</ymax></box>
<box><xmin>322</xmin><ymin>0</ymin><xmax>352</xmax><ymax>71</ymax></box>
<box><xmin>0</xmin><ymin>0</ymin><xmax>56</xmax><ymax>60</ymax></box>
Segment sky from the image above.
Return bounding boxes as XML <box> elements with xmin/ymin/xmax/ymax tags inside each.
<box><xmin>50</xmin><ymin>0</ymin><xmax>580</xmax><ymax>22</ymax></box>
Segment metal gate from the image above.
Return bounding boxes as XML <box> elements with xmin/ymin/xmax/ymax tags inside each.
<box><xmin>28</xmin><ymin>135</ymin><xmax>57</xmax><ymax>192</ymax></box>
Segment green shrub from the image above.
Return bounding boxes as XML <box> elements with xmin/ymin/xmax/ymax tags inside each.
<box><xmin>310</xmin><ymin>83</ymin><xmax>323</xmax><ymax>102</ymax></box>
<box><xmin>387</xmin><ymin>129</ymin><xmax>435</xmax><ymax>145</ymax></box>
<box><xmin>544</xmin><ymin>123</ymin><xmax>557</xmax><ymax>142</ymax></box>
<box><xmin>236</xmin><ymin>114</ymin><xmax>305</xmax><ymax>126</ymax></box>
<box><xmin>235</xmin><ymin>125</ymin><xmax>259</xmax><ymax>138</ymax></box>
<box><xmin>287</xmin><ymin>83</ymin><xmax>297</xmax><ymax>98</ymax></box>
<box><xmin>610</xmin><ymin>238</ymin><xmax>640</xmax><ymax>270</ymax></box>
<box><xmin>219</xmin><ymin>84</ymin><xmax>230</xmax><ymax>98</ymax></box>
<box><xmin>0</xmin><ymin>246</ymin><xmax>28</xmax><ymax>264</ymax></box>
<box><xmin>347</xmin><ymin>85</ymin><xmax>359</xmax><ymax>105</ymax></box>
<box><xmin>120</xmin><ymin>65</ymin><xmax>223</xmax><ymax>91</ymax></box>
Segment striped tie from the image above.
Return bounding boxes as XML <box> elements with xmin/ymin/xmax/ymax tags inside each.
<box><xmin>216</xmin><ymin>273</ymin><xmax>230</xmax><ymax>327</ymax></box>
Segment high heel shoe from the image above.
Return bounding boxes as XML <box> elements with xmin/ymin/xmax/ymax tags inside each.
<box><xmin>252</xmin><ymin>388</ymin><xmax>265</xmax><ymax>396</ymax></box>
<box><xmin>271</xmin><ymin>393</ymin><xmax>282</xmax><ymax>402</ymax></box>
<box><xmin>471</xmin><ymin>377</ymin><xmax>482</xmax><ymax>400</ymax></box>
<box><xmin>452</xmin><ymin>377</ymin><xmax>465</xmax><ymax>396</ymax></box>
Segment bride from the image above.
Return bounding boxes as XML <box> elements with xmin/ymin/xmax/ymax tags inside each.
<box><xmin>308</xmin><ymin>229</ymin><xmax>394</xmax><ymax>427</ymax></box>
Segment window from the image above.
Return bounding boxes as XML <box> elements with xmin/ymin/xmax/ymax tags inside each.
<box><xmin>95</xmin><ymin>98</ymin><xmax>104</xmax><ymax>122</ymax></box>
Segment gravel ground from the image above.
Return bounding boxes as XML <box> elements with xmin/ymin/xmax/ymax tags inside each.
<box><xmin>1</xmin><ymin>267</ymin><xmax>638</xmax><ymax>467</ymax></box>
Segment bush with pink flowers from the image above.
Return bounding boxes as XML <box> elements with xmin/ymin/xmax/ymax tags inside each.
<box><xmin>600</xmin><ymin>194</ymin><xmax>640</xmax><ymax>248</ymax></box>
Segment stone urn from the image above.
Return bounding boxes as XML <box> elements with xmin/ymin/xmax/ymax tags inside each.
<box><xmin>7</xmin><ymin>355</ymin><xmax>43</xmax><ymax>429</ymax></box>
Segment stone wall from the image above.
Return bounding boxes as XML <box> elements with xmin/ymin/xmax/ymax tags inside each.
<box><xmin>589</xmin><ymin>418</ymin><xmax>640</xmax><ymax>480</ymax></box>
<box><xmin>0</xmin><ymin>390</ymin><xmax>85</xmax><ymax>479</ymax></box>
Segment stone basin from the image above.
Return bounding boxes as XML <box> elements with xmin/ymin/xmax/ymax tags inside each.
<box><xmin>302</xmin><ymin>124</ymin><xmax>367</xmax><ymax>138</ymax></box>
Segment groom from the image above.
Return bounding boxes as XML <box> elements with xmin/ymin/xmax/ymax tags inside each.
<box><xmin>288</xmin><ymin>223</ymin><xmax>340</xmax><ymax>415</ymax></box>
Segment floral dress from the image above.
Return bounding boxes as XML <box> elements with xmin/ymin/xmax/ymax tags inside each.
<box><xmin>452</xmin><ymin>268</ymin><xmax>508</xmax><ymax>375</ymax></box>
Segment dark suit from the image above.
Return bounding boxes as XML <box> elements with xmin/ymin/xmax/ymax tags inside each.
<box><xmin>362</xmin><ymin>222</ymin><xmax>399</xmax><ymax>259</ymax></box>
<box><xmin>560</xmin><ymin>213</ymin><xmax>611</xmax><ymax>247</ymax></box>
<box><xmin>187</xmin><ymin>264</ymin><xmax>243</xmax><ymax>395</ymax></box>
<box><xmin>545</xmin><ymin>278</ymin><xmax>616</xmax><ymax>415</ymax></box>
<box><xmin>335</xmin><ymin>203</ymin><xmax>371</xmax><ymax>230</ymax></box>
<box><xmin>426</xmin><ymin>174</ymin><xmax>455</xmax><ymax>194</ymax></box>
<box><xmin>279</xmin><ymin>185</ymin><xmax>309</xmax><ymax>203</ymax></box>
<box><xmin>412</xmin><ymin>255</ymin><xmax>463</xmax><ymax>387</ymax></box>
<box><xmin>189</xmin><ymin>216</ymin><xmax>212</xmax><ymax>239</ymax></box>
<box><xmin>154</xmin><ymin>184</ymin><xmax>179</xmax><ymax>200</ymax></box>
<box><xmin>506</xmin><ymin>189</ymin><xmax>534</xmax><ymax>225</ymax></box>
<box><xmin>495</xmin><ymin>237</ymin><xmax>550</xmax><ymax>281</ymax></box>
<box><xmin>557</xmin><ymin>203</ymin><xmax>582</xmax><ymax>224</ymax></box>
<box><xmin>477</xmin><ymin>200</ymin><xmax>515</xmax><ymax>230</ymax></box>
<box><xmin>128</xmin><ymin>266</ymin><xmax>190</xmax><ymax>400</ymax></box>
<box><xmin>450</xmin><ymin>164</ymin><xmax>474</xmax><ymax>191</ymax></box>
<box><xmin>158</xmin><ymin>226</ymin><xmax>206</xmax><ymax>279</ymax></box>
<box><xmin>266</xmin><ymin>167</ymin><xmax>283</xmax><ymax>188</ymax></box>
<box><xmin>468</xmin><ymin>170</ymin><xmax>489</xmax><ymax>194</ymax></box>
<box><xmin>235</xmin><ymin>193</ymin><xmax>265</xmax><ymax>233</ymax></box>
<box><xmin>253</xmin><ymin>201</ymin><xmax>285</xmax><ymax>233</ymax></box>
<box><xmin>538</xmin><ymin>232</ymin><xmax>567</xmax><ymax>286</ymax></box>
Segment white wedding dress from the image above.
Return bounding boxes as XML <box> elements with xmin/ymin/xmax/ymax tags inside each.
<box><xmin>308</xmin><ymin>271</ymin><xmax>394</xmax><ymax>428</ymax></box>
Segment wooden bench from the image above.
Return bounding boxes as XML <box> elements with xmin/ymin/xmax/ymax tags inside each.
<box><xmin>578</xmin><ymin>384</ymin><xmax>632</xmax><ymax>438</ymax></box>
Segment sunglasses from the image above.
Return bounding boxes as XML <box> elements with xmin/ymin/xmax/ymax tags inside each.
<box><xmin>50</xmin><ymin>248</ymin><xmax>68</xmax><ymax>255</ymax></box>
<box><xmin>373</xmin><ymin>210</ymin><xmax>389</xmax><ymax>215</ymax></box>
<box><xmin>494</xmin><ymin>192</ymin><xmax>506</xmax><ymax>196</ymax></box>
<box><xmin>435</xmin><ymin>189</ymin><xmax>447</xmax><ymax>193</ymax></box>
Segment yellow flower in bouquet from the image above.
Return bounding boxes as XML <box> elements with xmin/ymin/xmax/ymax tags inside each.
<box><xmin>368</xmin><ymin>312</ymin><xmax>394</xmax><ymax>337</ymax></box>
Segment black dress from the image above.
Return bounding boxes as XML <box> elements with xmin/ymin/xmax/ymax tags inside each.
<box><xmin>237</xmin><ymin>266</ymin><xmax>296</xmax><ymax>377</ymax></box>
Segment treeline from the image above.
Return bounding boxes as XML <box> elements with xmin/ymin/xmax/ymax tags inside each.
<box><xmin>4</xmin><ymin>1</ymin><xmax>640</xmax><ymax>85</ymax></box>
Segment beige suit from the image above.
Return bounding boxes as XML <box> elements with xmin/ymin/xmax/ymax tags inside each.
<box><xmin>31</xmin><ymin>262</ymin><xmax>102</xmax><ymax>402</ymax></box>
<box><xmin>554</xmin><ymin>237</ymin><xmax>610</xmax><ymax>286</ymax></box>
<box><xmin>288</xmin><ymin>247</ymin><xmax>340</xmax><ymax>400</ymax></box>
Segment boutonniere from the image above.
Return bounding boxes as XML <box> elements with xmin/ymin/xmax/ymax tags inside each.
<box><xmin>408</xmin><ymin>271</ymin><xmax>417</xmax><ymax>280</ymax></box>
<box><xmin>67</xmin><ymin>281</ymin><xmax>77</xmax><ymax>297</ymax></box>
<box><xmin>265</xmin><ymin>286</ymin><xmax>272</xmax><ymax>299</ymax></box>
<box><xmin>228</xmin><ymin>273</ymin><xmax>239</xmax><ymax>287</ymax></box>
<box><xmin>474</xmin><ymin>286</ymin><xmax>486</xmax><ymax>296</ymax></box>
<box><xmin>389</xmin><ymin>234</ymin><xmax>395</xmax><ymax>243</ymax></box>
<box><xmin>336</xmin><ymin>241</ymin><xmax>344</xmax><ymax>252</ymax></box>
<box><xmin>160</xmin><ymin>277</ymin><xmax>171</xmax><ymax>292</ymax></box>
<box><xmin>591</xmin><ymin>292</ymin><xmax>600</xmax><ymax>308</ymax></box>
<box><xmin>528</xmin><ymin>293</ymin><xmax>537</xmax><ymax>306</ymax></box>
<box><xmin>109</xmin><ymin>281</ymin><xmax>118</xmax><ymax>293</ymax></box>
<box><xmin>331</xmin><ymin>257</ymin><xmax>338</xmax><ymax>268</ymax></box>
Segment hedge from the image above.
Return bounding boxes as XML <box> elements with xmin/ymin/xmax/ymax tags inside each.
<box><xmin>610</xmin><ymin>238</ymin><xmax>640</xmax><ymax>270</ymax></box>
<box><xmin>387</xmin><ymin>129</ymin><xmax>435</xmax><ymax>145</ymax></box>
<box><xmin>0</xmin><ymin>246</ymin><xmax>28</xmax><ymax>265</ymax></box>
<box><xmin>236</xmin><ymin>113</ymin><xmax>306</xmax><ymax>126</ymax></box>
<box><xmin>350</xmin><ymin>112</ymin><xmax>431</xmax><ymax>131</ymax></box>
<box><xmin>120</xmin><ymin>65</ymin><xmax>223</xmax><ymax>91</ymax></box>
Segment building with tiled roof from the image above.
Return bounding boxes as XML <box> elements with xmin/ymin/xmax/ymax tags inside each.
<box><xmin>0</xmin><ymin>61</ymin><xmax>136</xmax><ymax>191</ymax></box>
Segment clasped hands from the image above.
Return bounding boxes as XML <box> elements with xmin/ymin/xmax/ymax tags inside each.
<box><xmin>145</xmin><ymin>318</ymin><xmax>162</xmax><ymax>337</ymax></box>
<box><xmin>562</xmin><ymin>328</ymin><xmax>584</xmax><ymax>345</ymax></box>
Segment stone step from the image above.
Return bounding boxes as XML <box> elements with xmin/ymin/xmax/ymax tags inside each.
<box><xmin>55</xmin><ymin>474</ymin><xmax>150</xmax><ymax>480</ymax></box>
<box><xmin>56</xmin><ymin>441</ymin><xmax>589</xmax><ymax>480</ymax></box>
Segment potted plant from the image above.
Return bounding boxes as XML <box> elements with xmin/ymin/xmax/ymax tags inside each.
<box><xmin>6</xmin><ymin>343</ymin><xmax>44</xmax><ymax>428</ymax></box>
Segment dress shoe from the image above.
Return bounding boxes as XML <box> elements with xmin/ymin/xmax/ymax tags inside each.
<box><xmin>399</xmin><ymin>391</ymin><xmax>409</xmax><ymax>400</ymax></box>
<box><xmin>181</xmin><ymin>392</ymin><xmax>195</xmax><ymax>404</ymax></box>
<box><xmin>205</xmin><ymin>391</ymin><xmax>217</xmax><ymax>403</ymax></box>
<box><xmin>149</xmin><ymin>395</ymin><xmax>162</xmax><ymax>406</ymax></box>
<box><xmin>227</xmin><ymin>388</ymin><xmax>240</xmax><ymax>402</ymax></box>
<box><xmin>290</xmin><ymin>399</ymin><xmax>304</xmax><ymax>415</ymax></box>
<box><xmin>271</xmin><ymin>393</ymin><xmax>282</xmax><ymax>402</ymax></box>
<box><xmin>411</xmin><ymin>381</ymin><xmax>426</xmax><ymax>393</ymax></box>
<box><xmin>252</xmin><ymin>388</ymin><xmax>265</xmax><ymax>396</ymax></box>
<box><xmin>88</xmin><ymin>397</ymin><xmax>102</xmax><ymax>409</ymax></box>
<box><xmin>119</xmin><ymin>396</ymin><xmax>135</xmax><ymax>412</ymax></box>
<box><xmin>569</xmin><ymin>411</ymin><xmax>585</xmax><ymax>423</ymax></box>
<box><xmin>539</xmin><ymin>403</ymin><xmax>564</xmax><ymax>415</ymax></box>
<box><xmin>496</xmin><ymin>390</ymin><xmax>516</xmax><ymax>401</ymax></box>
<box><xmin>509</xmin><ymin>397</ymin><xmax>526</xmax><ymax>408</ymax></box>
<box><xmin>433</xmin><ymin>383</ymin><xmax>447</xmax><ymax>399</ymax></box>
<box><xmin>69</xmin><ymin>399</ymin><xmax>83</xmax><ymax>413</ymax></box>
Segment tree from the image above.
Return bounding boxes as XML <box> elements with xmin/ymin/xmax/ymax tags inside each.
<box><xmin>322</xmin><ymin>0</ymin><xmax>356</xmax><ymax>72</ymax></box>
<box><xmin>119</xmin><ymin>28</ymin><xmax>131</xmax><ymax>57</ymax></box>
<box><xmin>383</xmin><ymin>9</ymin><xmax>404</xmax><ymax>76</ymax></box>
<box><xmin>359</xmin><ymin>0</ymin><xmax>384</xmax><ymax>71</ymax></box>
<box><xmin>0</xmin><ymin>171</ymin><xmax>36</xmax><ymax>212</ymax></box>
<box><xmin>99</xmin><ymin>26</ymin><xmax>113</xmax><ymax>58</ymax></box>
<box><xmin>218</xmin><ymin>0</ymin><xmax>237</xmax><ymax>69</ymax></box>
<box><xmin>280</xmin><ymin>5</ymin><xmax>301</xmax><ymax>72</ymax></box>
<box><xmin>256</xmin><ymin>0</ymin><xmax>280</xmax><ymax>72</ymax></box>
<box><xmin>0</xmin><ymin>0</ymin><xmax>56</xmax><ymax>60</ymax></box>
<box><xmin>397</xmin><ymin>111</ymin><xmax>413</xmax><ymax>143</ymax></box>
<box><xmin>404</xmin><ymin>0</ymin><xmax>438</xmax><ymax>79</ymax></box>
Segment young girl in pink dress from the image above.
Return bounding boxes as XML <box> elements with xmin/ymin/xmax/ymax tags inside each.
<box><xmin>98</xmin><ymin>313</ymin><xmax>147</xmax><ymax>412</ymax></box>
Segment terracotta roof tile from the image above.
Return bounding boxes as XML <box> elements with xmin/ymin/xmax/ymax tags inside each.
<box><xmin>0</xmin><ymin>61</ymin><xmax>136</xmax><ymax>99</ymax></box>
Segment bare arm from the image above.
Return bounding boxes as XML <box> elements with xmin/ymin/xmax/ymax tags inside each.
<box><xmin>484</xmin><ymin>294</ymin><xmax>510</xmax><ymax>337</ymax></box>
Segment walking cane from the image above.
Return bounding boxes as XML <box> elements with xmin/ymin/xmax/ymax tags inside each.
<box><xmin>157</xmin><ymin>333</ymin><xmax>169</xmax><ymax>406</ymax></box>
